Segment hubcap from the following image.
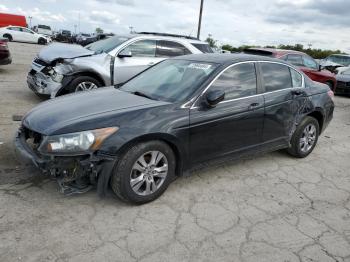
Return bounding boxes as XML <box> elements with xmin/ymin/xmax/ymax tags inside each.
<box><xmin>130</xmin><ymin>151</ymin><xmax>168</xmax><ymax>196</ymax></box>
<box><xmin>75</xmin><ymin>81</ymin><xmax>98</xmax><ymax>92</ymax></box>
<box><xmin>299</xmin><ymin>124</ymin><xmax>317</xmax><ymax>153</ymax></box>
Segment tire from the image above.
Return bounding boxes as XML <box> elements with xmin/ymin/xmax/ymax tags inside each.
<box><xmin>38</xmin><ymin>38</ymin><xmax>46</xmax><ymax>45</ymax></box>
<box><xmin>287</xmin><ymin>116</ymin><xmax>320</xmax><ymax>158</ymax></box>
<box><xmin>111</xmin><ymin>141</ymin><xmax>176</xmax><ymax>204</ymax></box>
<box><xmin>3</xmin><ymin>34</ymin><xmax>12</xmax><ymax>41</ymax></box>
<box><xmin>66</xmin><ymin>76</ymin><xmax>102</xmax><ymax>94</ymax></box>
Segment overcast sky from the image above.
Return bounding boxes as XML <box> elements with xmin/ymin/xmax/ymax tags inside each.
<box><xmin>1</xmin><ymin>0</ymin><xmax>349</xmax><ymax>52</ymax></box>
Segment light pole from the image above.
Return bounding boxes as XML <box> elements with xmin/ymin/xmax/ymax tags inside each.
<box><xmin>197</xmin><ymin>0</ymin><xmax>204</xmax><ymax>39</ymax></box>
<box><xmin>28</xmin><ymin>16</ymin><xmax>33</xmax><ymax>29</ymax></box>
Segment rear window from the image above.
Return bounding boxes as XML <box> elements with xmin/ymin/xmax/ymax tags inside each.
<box><xmin>244</xmin><ymin>49</ymin><xmax>274</xmax><ymax>57</ymax></box>
<box><xmin>191</xmin><ymin>43</ymin><xmax>213</xmax><ymax>53</ymax></box>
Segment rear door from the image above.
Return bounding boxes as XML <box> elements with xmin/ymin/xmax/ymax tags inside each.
<box><xmin>259</xmin><ymin>62</ymin><xmax>306</xmax><ymax>144</ymax></box>
<box><xmin>114</xmin><ymin>39</ymin><xmax>163</xmax><ymax>84</ymax></box>
<box><xmin>189</xmin><ymin>62</ymin><xmax>264</xmax><ymax>164</ymax></box>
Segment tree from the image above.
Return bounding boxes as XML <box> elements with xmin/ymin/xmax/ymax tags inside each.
<box><xmin>95</xmin><ymin>27</ymin><xmax>104</xmax><ymax>34</ymax></box>
<box><xmin>205</xmin><ymin>34</ymin><xmax>217</xmax><ymax>48</ymax></box>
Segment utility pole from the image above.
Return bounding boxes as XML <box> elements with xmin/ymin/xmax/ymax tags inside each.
<box><xmin>28</xmin><ymin>16</ymin><xmax>33</xmax><ymax>29</ymax></box>
<box><xmin>129</xmin><ymin>26</ymin><xmax>134</xmax><ymax>34</ymax></box>
<box><xmin>197</xmin><ymin>0</ymin><xmax>204</xmax><ymax>39</ymax></box>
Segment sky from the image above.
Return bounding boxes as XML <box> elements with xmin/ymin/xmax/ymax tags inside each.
<box><xmin>1</xmin><ymin>0</ymin><xmax>349</xmax><ymax>53</ymax></box>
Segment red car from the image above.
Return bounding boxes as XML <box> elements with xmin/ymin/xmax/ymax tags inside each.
<box><xmin>0</xmin><ymin>38</ymin><xmax>11</xmax><ymax>65</ymax></box>
<box><xmin>245</xmin><ymin>48</ymin><xmax>337</xmax><ymax>91</ymax></box>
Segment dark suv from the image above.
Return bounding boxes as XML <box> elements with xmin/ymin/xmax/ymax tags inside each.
<box><xmin>245</xmin><ymin>48</ymin><xmax>337</xmax><ymax>91</ymax></box>
<box><xmin>16</xmin><ymin>54</ymin><xmax>334</xmax><ymax>204</ymax></box>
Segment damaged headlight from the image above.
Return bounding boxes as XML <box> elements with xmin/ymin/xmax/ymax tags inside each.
<box><xmin>49</xmin><ymin>69</ymin><xmax>64</xmax><ymax>83</ymax></box>
<box><xmin>39</xmin><ymin>127</ymin><xmax>118</xmax><ymax>154</ymax></box>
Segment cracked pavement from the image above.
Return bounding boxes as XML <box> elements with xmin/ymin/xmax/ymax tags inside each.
<box><xmin>0</xmin><ymin>42</ymin><xmax>350</xmax><ymax>262</ymax></box>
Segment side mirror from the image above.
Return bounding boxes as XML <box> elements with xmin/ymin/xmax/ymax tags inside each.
<box><xmin>318</xmin><ymin>64</ymin><xmax>323</xmax><ymax>71</ymax></box>
<box><xmin>205</xmin><ymin>90</ymin><xmax>225</xmax><ymax>107</ymax></box>
<box><xmin>118</xmin><ymin>49</ymin><xmax>132</xmax><ymax>58</ymax></box>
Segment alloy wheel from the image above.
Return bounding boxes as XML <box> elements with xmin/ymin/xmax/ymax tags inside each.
<box><xmin>299</xmin><ymin>123</ymin><xmax>317</xmax><ymax>153</ymax></box>
<box><xmin>130</xmin><ymin>151</ymin><xmax>168</xmax><ymax>196</ymax></box>
<box><xmin>75</xmin><ymin>81</ymin><xmax>98</xmax><ymax>92</ymax></box>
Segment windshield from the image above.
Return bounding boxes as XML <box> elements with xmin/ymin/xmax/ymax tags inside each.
<box><xmin>327</xmin><ymin>55</ymin><xmax>350</xmax><ymax>66</ymax></box>
<box><xmin>120</xmin><ymin>59</ymin><xmax>218</xmax><ymax>103</ymax></box>
<box><xmin>85</xmin><ymin>36</ymin><xmax>130</xmax><ymax>54</ymax></box>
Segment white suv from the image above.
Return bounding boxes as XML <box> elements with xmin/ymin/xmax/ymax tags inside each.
<box><xmin>27</xmin><ymin>32</ymin><xmax>213</xmax><ymax>98</ymax></box>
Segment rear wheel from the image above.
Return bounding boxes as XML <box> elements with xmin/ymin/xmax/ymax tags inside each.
<box><xmin>3</xmin><ymin>34</ymin><xmax>12</xmax><ymax>41</ymax></box>
<box><xmin>111</xmin><ymin>141</ymin><xmax>176</xmax><ymax>204</ymax></box>
<box><xmin>287</xmin><ymin>116</ymin><xmax>319</xmax><ymax>158</ymax></box>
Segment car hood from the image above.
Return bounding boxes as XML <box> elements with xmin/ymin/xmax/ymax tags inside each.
<box><xmin>22</xmin><ymin>87</ymin><xmax>169</xmax><ymax>135</ymax></box>
<box><xmin>38</xmin><ymin>42</ymin><xmax>95</xmax><ymax>63</ymax></box>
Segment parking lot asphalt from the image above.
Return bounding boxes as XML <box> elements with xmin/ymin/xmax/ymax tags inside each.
<box><xmin>0</xmin><ymin>42</ymin><xmax>350</xmax><ymax>262</ymax></box>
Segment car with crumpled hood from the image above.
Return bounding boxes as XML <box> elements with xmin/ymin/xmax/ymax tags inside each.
<box><xmin>27</xmin><ymin>33</ymin><xmax>214</xmax><ymax>98</ymax></box>
<box><xmin>16</xmin><ymin>54</ymin><xmax>334</xmax><ymax>204</ymax></box>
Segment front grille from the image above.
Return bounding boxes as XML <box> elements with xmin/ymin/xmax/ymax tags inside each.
<box><xmin>33</xmin><ymin>57</ymin><xmax>48</xmax><ymax>66</ymax></box>
<box><xmin>22</xmin><ymin>126</ymin><xmax>43</xmax><ymax>152</ymax></box>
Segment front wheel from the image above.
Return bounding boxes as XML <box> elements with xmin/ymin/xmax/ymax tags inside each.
<box><xmin>287</xmin><ymin>116</ymin><xmax>319</xmax><ymax>158</ymax></box>
<box><xmin>66</xmin><ymin>76</ymin><xmax>101</xmax><ymax>94</ymax></box>
<box><xmin>111</xmin><ymin>141</ymin><xmax>176</xmax><ymax>204</ymax></box>
<box><xmin>38</xmin><ymin>38</ymin><xmax>47</xmax><ymax>45</ymax></box>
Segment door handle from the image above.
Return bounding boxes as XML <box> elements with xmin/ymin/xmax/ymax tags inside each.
<box><xmin>249</xmin><ymin>102</ymin><xmax>260</xmax><ymax>110</ymax></box>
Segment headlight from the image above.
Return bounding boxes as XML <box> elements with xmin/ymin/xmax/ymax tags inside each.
<box><xmin>50</xmin><ymin>69</ymin><xmax>64</xmax><ymax>82</ymax></box>
<box><xmin>39</xmin><ymin>127</ymin><xmax>118</xmax><ymax>154</ymax></box>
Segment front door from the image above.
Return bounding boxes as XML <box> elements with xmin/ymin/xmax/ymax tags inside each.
<box><xmin>189</xmin><ymin>62</ymin><xmax>264</xmax><ymax>164</ymax></box>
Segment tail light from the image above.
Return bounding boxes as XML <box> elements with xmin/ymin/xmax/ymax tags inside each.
<box><xmin>327</xmin><ymin>90</ymin><xmax>334</xmax><ymax>101</ymax></box>
<box><xmin>0</xmin><ymin>40</ymin><xmax>8</xmax><ymax>48</ymax></box>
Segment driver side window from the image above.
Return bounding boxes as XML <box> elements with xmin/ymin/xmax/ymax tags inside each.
<box><xmin>125</xmin><ymin>40</ymin><xmax>156</xmax><ymax>57</ymax></box>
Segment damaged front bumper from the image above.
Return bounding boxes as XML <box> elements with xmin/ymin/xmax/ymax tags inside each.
<box><xmin>27</xmin><ymin>70</ymin><xmax>63</xmax><ymax>98</ymax></box>
<box><xmin>14</xmin><ymin>127</ymin><xmax>116</xmax><ymax>196</ymax></box>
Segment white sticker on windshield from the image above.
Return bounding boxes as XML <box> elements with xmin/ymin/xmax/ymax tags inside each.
<box><xmin>188</xmin><ymin>63</ymin><xmax>212</xmax><ymax>70</ymax></box>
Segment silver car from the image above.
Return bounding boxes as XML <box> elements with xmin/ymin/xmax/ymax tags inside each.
<box><xmin>27</xmin><ymin>32</ymin><xmax>213</xmax><ymax>98</ymax></box>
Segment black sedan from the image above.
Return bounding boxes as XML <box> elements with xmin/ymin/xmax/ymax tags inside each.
<box><xmin>0</xmin><ymin>38</ymin><xmax>11</xmax><ymax>65</ymax></box>
<box><xmin>15</xmin><ymin>54</ymin><xmax>334</xmax><ymax>204</ymax></box>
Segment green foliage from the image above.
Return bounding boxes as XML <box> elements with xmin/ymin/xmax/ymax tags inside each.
<box><xmin>205</xmin><ymin>35</ymin><xmax>217</xmax><ymax>48</ymax></box>
<box><xmin>221</xmin><ymin>43</ymin><xmax>345</xmax><ymax>59</ymax></box>
<box><xmin>95</xmin><ymin>27</ymin><xmax>104</xmax><ymax>34</ymax></box>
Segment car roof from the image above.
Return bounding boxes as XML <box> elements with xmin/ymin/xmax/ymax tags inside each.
<box><xmin>128</xmin><ymin>33</ymin><xmax>207</xmax><ymax>44</ymax></box>
<box><xmin>171</xmin><ymin>53</ymin><xmax>285</xmax><ymax>65</ymax></box>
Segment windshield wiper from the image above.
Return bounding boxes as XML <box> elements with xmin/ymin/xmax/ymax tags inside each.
<box><xmin>133</xmin><ymin>91</ymin><xmax>155</xmax><ymax>100</ymax></box>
